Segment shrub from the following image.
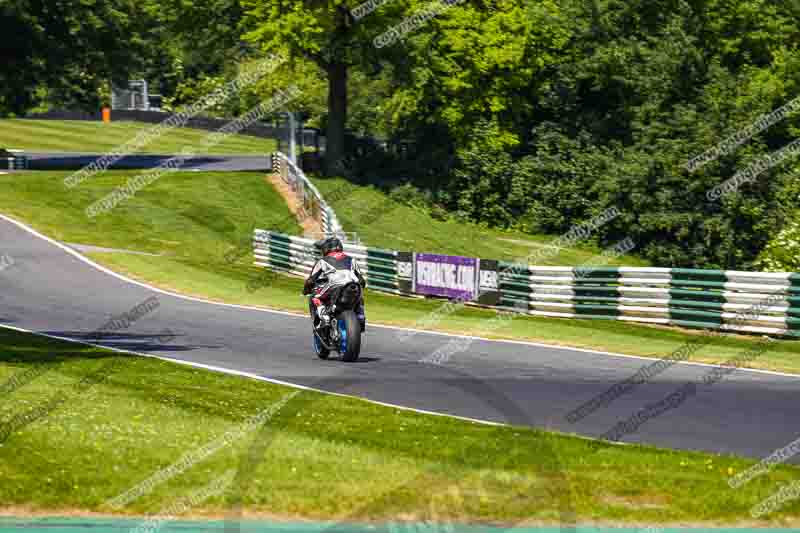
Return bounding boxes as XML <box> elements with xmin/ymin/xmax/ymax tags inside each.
<box><xmin>756</xmin><ymin>215</ymin><xmax>800</xmax><ymax>272</ymax></box>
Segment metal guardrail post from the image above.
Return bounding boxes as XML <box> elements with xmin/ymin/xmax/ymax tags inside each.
<box><xmin>269</xmin><ymin>151</ymin><xmax>351</xmax><ymax>243</ymax></box>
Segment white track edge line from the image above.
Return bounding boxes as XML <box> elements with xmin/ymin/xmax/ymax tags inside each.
<box><xmin>2</xmin><ymin>213</ymin><xmax>799</xmax><ymax>382</ymax></box>
<box><xmin>0</xmin><ymin>322</ymin><xmax>621</xmax><ymax>447</ymax></box>
<box><xmin>0</xmin><ymin>322</ymin><xmax>503</xmax><ymax>427</ymax></box>
<box><xmin>0</xmin><ymin>213</ymin><xmax>304</xmax><ymax>319</ymax></box>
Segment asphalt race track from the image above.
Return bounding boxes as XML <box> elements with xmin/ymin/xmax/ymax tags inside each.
<box><xmin>1</xmin><ymin>215</ymin><xmax>798</xmax><ymax>460</ymax></box>
<box><xmin>26</xmin><ymin>153</ymin><xmax>271</xmax><ymax>172</ymax></box>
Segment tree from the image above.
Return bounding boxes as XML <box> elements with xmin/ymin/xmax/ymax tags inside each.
<box><xmin>0</xmin><ymin>0</ymin><xmax>157</xmax><ymax>114</ymax></box>
<box><xmin>387</xmin><ymin>0</ymin><xmax>800</xmax><ymax>268</ymax></box>
<box><xmin>382</xmin><ymin>0</ymin><xmax>570</xmax><ymax>147</ymax></box>
<box><xmin>242</xmin><ymin>0</ymin><xmax>392</xmax><ymax>173</ymax></box>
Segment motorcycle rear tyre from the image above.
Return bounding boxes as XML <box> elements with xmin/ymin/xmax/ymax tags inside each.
<box><xmin>339</xmin><ymin>310</ymin><xmax>362</xmax><ymax>362</ymax></box>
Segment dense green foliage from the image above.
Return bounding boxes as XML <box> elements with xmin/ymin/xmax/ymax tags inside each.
<box><xmin>370</xmin><ymin>0</ymin><xmax>800</xmax><ymax>269</ymax></box>
<box><xmin>4</xmin><ymin>0</ymin><xmax>799</xmax><ymax>269</ymax></box>
<box><xmin>0</xmin><ymin>0</ymin><xmax>151</xmax><ymax>113</ymax></box>
<box><xmin>0</xmin><ymin>0</ymin><xmax>253</xmax><ymax>116</ymax></box>
<box><xmin>757</xmin><ymin>214</ymin><xmax>800</xmax><ymax>271</ymax></box>
<box><xmin>237</xmin><ymin>0</ymin><xmax>800</xmax><ymax>269</ymax></box>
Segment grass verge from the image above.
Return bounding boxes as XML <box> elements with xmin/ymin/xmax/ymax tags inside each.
<box><xmin>313</xmin><ymin>176</ymin><xmax>650</xmax><ymax>266</ymax></box>
<box><xmin>1</xmin><ymin>171</ymin><xmax>800</xmax><ymax>375</ymax></box>
<box><xmin>1</xmin><ymin>327</ymin><xmax>799</xmax><ymax>526</ymax></box>
<box><xmin>0</xmin><ymin>119</ymin><xmax>276</xmax><ymax>155</ymax></box>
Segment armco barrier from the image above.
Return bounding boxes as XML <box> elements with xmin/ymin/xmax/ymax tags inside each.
<box><xmin>253</xmin><ymin>231</ymin><xmax>402</xmax><ymax>294</ymax></box>
<box><xmin>253</xmin><ymin>230</ymin><xmax>800</xmax><ymax>337</ymax></box>
<box><xmin>270</xmin><ymin>152</ymin><xmax>346</xmax><ymax>239</ymax></box>
<box><xmin>497</xmin><ymin>265</ymin><xmax>800</xmax><ymax>336</ymax></box>
<box><xmin>1</xmin><ymin>149</ymin><xmax>28</xmax><ymax>170</ymax></box>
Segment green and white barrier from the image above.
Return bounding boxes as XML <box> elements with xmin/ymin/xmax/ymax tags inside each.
<box><xmin>254</xmin><ymin>230</ymin><xmax>401</xmax><ymax>293</ymax></box>
<box><xmin>254</xmin><ymin>230</ymin><xmax>800</xmax><ymax>337</ymax></box>
<box><xmin>498</xmin><ymin>264</ymin><xmax>800</xmax><ymax>336</ymax></box>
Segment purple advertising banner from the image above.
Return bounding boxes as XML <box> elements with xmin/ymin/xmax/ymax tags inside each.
<box><xmin>413</xmin><ymin>253</ymin><xmax>479</xmax><ymax>300</ymax></box>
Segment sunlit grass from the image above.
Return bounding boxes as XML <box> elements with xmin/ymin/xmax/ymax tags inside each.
<box><xmin>0</xmin><ymin>119</ymin><xmax>276</xmax><ymax>155</ymax></box>
<box><xmin>1</xmin><ymin>328</ymin><xmax>799</xmax><ymax>525</ymax></box>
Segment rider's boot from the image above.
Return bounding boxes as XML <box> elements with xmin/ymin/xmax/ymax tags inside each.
<box><xmin>317</xmin><ymin>305</ymin><xmax>330</xmax><ymax>327</ymax></box>
<box><xmin>312</xmin><ymin>297</ymin><xmax>329</xmax><ymax>330</ymax></box>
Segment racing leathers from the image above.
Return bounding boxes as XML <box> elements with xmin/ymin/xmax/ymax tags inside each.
<box><xmin>303</xmin><ymin>251</ymin><xmax>366</xmax><ymax>330</ymax></box>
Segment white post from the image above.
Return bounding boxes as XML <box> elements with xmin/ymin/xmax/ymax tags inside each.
<box><xmin>288</xmin><ymin>112</ymin><xmax>297</xmax><ymax>165</ymax></box>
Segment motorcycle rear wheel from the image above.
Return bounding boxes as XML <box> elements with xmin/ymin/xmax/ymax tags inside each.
<box><xmin>338</xmin><ymin>310</ymin><xmax>362</xmax><ymax>362</ymax></box>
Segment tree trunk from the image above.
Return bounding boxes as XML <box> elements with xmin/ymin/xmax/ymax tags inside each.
<box><xmin>325</xmin><ymin>61</ymin><xmax>347</xmax><ymax>176</ymax></box>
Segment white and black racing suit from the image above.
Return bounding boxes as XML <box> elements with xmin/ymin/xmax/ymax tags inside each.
<box><xmin>303</xmin><ymin>251</ymin><xmax>366</xmax><ymax>330</ymax></box>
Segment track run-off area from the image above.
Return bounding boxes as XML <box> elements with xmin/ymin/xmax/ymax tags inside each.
<box><xmin>1</xmin><ymin>214</ymin><xmax>798</xmax><ymax>461</ymax></box>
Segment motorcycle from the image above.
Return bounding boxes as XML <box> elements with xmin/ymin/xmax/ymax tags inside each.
<box><xmin>310</xmin><ymin>282</ymin><xmax>364</xmax><ymax>362</ymax></box>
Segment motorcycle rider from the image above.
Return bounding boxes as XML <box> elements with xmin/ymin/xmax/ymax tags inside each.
<box><xmin>303</xmin><ymin>236</ymin><xmax>366</xmax><ymax>331</ymax></box>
